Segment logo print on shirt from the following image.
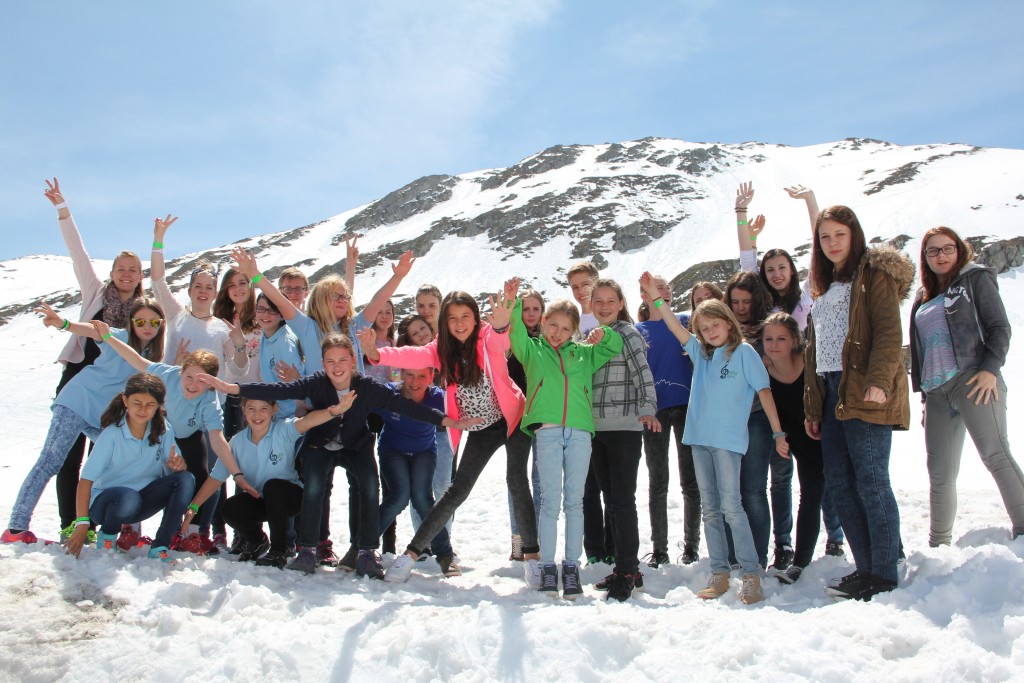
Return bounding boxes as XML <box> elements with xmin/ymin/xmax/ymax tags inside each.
<box><xmin>269</xmin><ymin>452</ymin><xmax>280</xmax><ymax>465</ymax></box>
<box><xmin>719</xmin><ymin>361</ymin><xmax>737</xmax><ymax>380</ymax></box>
<box><xmin>188</xmin><ymin>416</ymin><xmax>196</xmax><ymax>428</ymax></box>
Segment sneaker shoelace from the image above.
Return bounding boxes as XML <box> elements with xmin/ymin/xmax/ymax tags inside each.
<box><xmin>542</xmin><ymin>569</ymin><xmax>558</xmax><ymax>590</ymax></box>
<box><xmin>563</xmin><ymin>568</ymin><xmax>579</xmax><ymax>591</ymax></box>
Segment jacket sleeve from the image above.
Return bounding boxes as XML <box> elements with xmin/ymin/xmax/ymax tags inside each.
<box><xmin>863</xmin><ymin>266</ymin><xmax>906</xmax><ymax>397</ymax></box>
<box><xmin>908</xmin><ymin>293</ymin><xmax>924</xmax><ymax>394</ymax></box>
<box><xmin>59</xmin><ymin>213</ymin><xmax>105</xmax><ymax>306</ymax></box>
<box><xmin>373</xmin><ymin>382</ymin><xmax>446</xmax><ymax>427</ymax></box>
<box><xmin>375</xmin><ymin>340</ymin><xmax>441</xmax><ymax>371</ymax></box>
<box><xmin>803</xmin><ymin>313</ymin><xmax>824</xmax><ymax>423</ymax></box>
<box><xmin>971</xmin><ymin>269</ymin><xmax>1012</xmax><ymax>376</ymax></box>
<box><xmin>586</xmin><ymin>327</ymin><xmax>624</xmax><ymax>371</ymax></box>
<box><xmin>238</xmin><ymin>375</ymin><xmax>318</xmax><ymax>403</ymax></box>
<box><xmin>621</xmin><ymin>327</ymin><xmax>658</xmax><ymax>417</ymax></box>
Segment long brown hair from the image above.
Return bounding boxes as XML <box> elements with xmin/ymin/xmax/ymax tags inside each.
<box><xmin>810</xmin><ymin>205</ymin><xmax>868</xmax><ymax>298</ymax></box>
<box><xmin>100</xmin><ymin>373</ymin><xmax>167</xmax><ymax>446</ymax></box>
<box><xmin>759</xmin><ymin>248</ymin><xmax>802</xmax><ymax>314</ymax></box>
<box><xmin>920</xmin><ymin>226</ymin><xmax>974</xmax><ymax>302</ymax></box>
<box><xmin>397</xmin><ymin>314</ymin><xmax>433</xmax><ymax>347</ymax></box>
<box><xmin>725</xmin><ymin>270</ymin><xmax>773</xmax><ymax>335</ymax></box>
<box><xmin>591</xmin><ymin>278</ymin><xmax>633</xmax><ymax>323</ymax></box>
<box><xmin>129</xmin><ymin>298</ymin><xmax>166</xmax><ymax>363</ymax></box>
<box><xmin>214</xmin><ymin>267</ymin><xmax>257</xmax><ymax>334</ymax></box>
<box><xmin>689</xmin><ymin>281</ymin><xmax>723</xmax><ymax>311</ymax></box>
<box><xmin>520</xmin><ymin>287</ymin><xmax>547</xmax><ymax>337</ymax></box>
<box><xmin>437</xmin><ymin>291</ymin><xmax>482</xmax><ymax>386</ymax></box>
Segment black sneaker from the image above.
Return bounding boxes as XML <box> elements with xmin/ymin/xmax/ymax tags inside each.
<box><xmin>776</xmin><ymin>565</ymin><xmax>803</xmax><ymax>585</ymax></box>
<box><xmin>825</xmin><ymin>570</ymin><xmax>871</xmax><ymax>599</ymax></box>
<box><xmin>825</xmin><ymin>541</ymin><xmax>845</xmax><ymax>557</ymax></box>
<box><xmin>594</xmin><ymin>572</ymin><xmax>615</xmax><ymax>591</ymax></box>
<box><xmin>561</xmin><ymin>562</ymin><xmax>582</xmax><ymax>600</ymax></box>
<box><xmin>355</xmin><ymin>549</ymin><xmax>384</xmax><ymax>580</ymax></box>
<box><xmin>770</xmin><ymin>544</ymin><xmax>795</xmax><ymax>572</ymax></box>
<box><xmin>844</xmin><ymin>575</ymin><xmax>897</xmax><ymax>601</ymax></box>
<box><xmin>227</xmin><ymin>533</ymin><xmax>244</xmax><ymax>555</ymax></box>
<box><xmin>1014</xmin><ymin>527</ymin><xmax>1024</xmax><ymax>541</ymax></box>
<box><xmin>416</xmin><ymin>546</ymin><xmax>433</xmax><ymax>562</ymax></box>
<box><xmin>632</xmin><ymin>571</ymin><xmax>645</xmax><ymax>592</ymax></box>
<box><xmin>676</xmin><ymin>541</ymin><xmax>699</xmax><ymax>565</ymax></box>
<box><xmin>539</xmin><ymin>563</ymin><xmax>559</xmax><ymax>596</ymax></box>
<box><xmin>605</xmin><ymin>572</ymin><xmax>634</xmax><ymax>602</ymax></box>
<box><xmin>437</xmin><ymin>554</ymin><xmax>462</xmax><ymax>577</ymax></box>
<box><xmin>642</xmin><ymin>550</ymin><xmax>671</xmax><ymax>568</ymax></box>
<box><xmin>237</xmin><ymin>533</ymin><xmax>271</xmax><ymax>562</ymax></box>
<box><xmin>255</xmin><ymin>549</ymin><xmax>289</xmax><ymax>569</ymax></box>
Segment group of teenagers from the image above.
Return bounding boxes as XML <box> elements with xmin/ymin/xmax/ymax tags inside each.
<box><xmin>4</xmin><ymin>177</ymin><xmax>1022</xmax><ymax>607</ymax></box>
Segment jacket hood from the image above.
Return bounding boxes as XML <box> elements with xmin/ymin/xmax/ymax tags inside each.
<box><xmin>865</xmin><ymin>246</ymin><xmax>916</xmax><ymax>301</ymax></box>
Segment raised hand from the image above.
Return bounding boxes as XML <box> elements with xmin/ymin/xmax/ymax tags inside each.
<box><xmin>345</xmin><ymin>233</ymin><xmax>360</xmax><ymax>262</ymax></box>
<box><xmin>638</xmin><ymin>271</ymin><xmax>657</xmax><ymax>299</ymax></box>
<box><xmin>231</xmin><ymin>247</ymin><xmax>261</xmax><ymax>280</ymax></box>
<box><xmin>391</xmin><ymin>250</ymin><xmax>416</xmax><ymax>278</ymax></box>
<box><xmin>34</xmin><ymin>302</ymin><xmax>64</xmax><ymax>328</ymax></box>
<box><xmin>166</xmin><ymin>446</ymin><xmax>186</xmax><ymax>472</ymax></box>
<box><xmin>735</xmin><ymin>181</ymin><xmax>755</xmax><ymax>210</ymax></box>
<box><xmin>195</xmin><ymin>372</ymin><xmax>232</xmax><ymax>394</ymax></box>
<box><xmin>485</xmin><ymin>290</ymin><xmax>514</xmax><ymax>330</ymax></box>
<box><xmin>44</xmin><ymin>178</ymin><xmax>65</xmax><ymax>206</ymax></box>
<box><xmin>356</xmin><ymin>327</ymin><xmax>380</xmax><ymax>362</ymax></box>
<box><xmin>174</xmin><ymin>338</ymin><xmax>191</xmax><ymax>365</ymax></box>
<box><xmin>153</xmin><ymin>214</ymin><xmax>179</xmax><ymax>240</ymax></box>
<box><xmin>748</xmin><ymin>214</ymin><xmax>766</xmax><ymax>241</ymax></box>
<box><xmin>274</xmin><ymin>361</ymin><xmax>301</xmax><ymax>383</ymax></box>
<box><xmin>503</xmin><ymin>277</ymin><xmax>521</xmax><ymax>302</ymax></box>
<box><xmin>586</xmin><ymin>327</ymin><xmax>605</xmax><ymax>345</ymax></box>
<box><xmin>329</xmin><ymin>391</ymin><xmax>358</xmax><ymax>416</ymax></box>
<box><xmin>785</xmin><ymin>185</ymin><xmax>814</xmax><ymax>201</ymax></box>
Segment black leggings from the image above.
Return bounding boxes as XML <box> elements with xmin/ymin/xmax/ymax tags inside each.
<box><xmin>176</xmin><ymin>431</ymin><xmax>219</xmax><ymax>532</ymax></box>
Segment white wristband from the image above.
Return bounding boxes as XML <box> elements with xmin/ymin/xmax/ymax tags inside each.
<box><xmin>54</xmin><ymin>202</ymin><xmax>68</xmax><ymax>211</ymax></box>
<box><xmin>73</xmin><ymin>520</ymin><xmax>90</xmax><ymax>527</ymax></box>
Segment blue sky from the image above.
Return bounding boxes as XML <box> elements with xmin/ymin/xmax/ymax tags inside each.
<box><xmin>2</xmin><ymin>1</ymin><xmax>1022</xmax><ymax>261</ymax></box>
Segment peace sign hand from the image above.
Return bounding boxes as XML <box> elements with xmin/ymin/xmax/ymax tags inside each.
<box><xmin>153</xmin><ymin>214</ymin><xmax>179</xmax><ymax>240</ymax></box>
<box><xmin>34</xmin><ymin>302</ymin><xmax>64</xmax><ymax>328</ymax></box>
<box><xmin>44</xmin><ymin>178</ymin><xmax>65</xmax><ymax>206</ymax></box>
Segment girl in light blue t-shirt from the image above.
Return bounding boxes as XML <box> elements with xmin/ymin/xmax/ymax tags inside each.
<box><xmin>64</xmin><ymin>373</ymin><xmax>192</xmax><ymax>562</ymax></box>
<box><xmin>640</xmin><ymin>273</ymin><xmax>789</xmax><ymax>606</ymax></box>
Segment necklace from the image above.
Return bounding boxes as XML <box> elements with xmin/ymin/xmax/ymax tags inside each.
<box><xmin>190</xmin><ymin>311</ymin><xmax>213</xmax><ymax>321</ymax></box>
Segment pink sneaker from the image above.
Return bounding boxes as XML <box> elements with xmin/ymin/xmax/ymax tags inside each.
<box><xmin>2</xmin><ymin>529</ymin><xmax>39</xmax><ymax>544</ymax></box>
<box><xmin>178</xmin><ymin>532</ymin><xmax>205</xmax><ymax>554</ymax></box>
<box><xmin>116</xmin><ymin>525</ymin><xmax>140</xmax><ymax>552</ymax></box>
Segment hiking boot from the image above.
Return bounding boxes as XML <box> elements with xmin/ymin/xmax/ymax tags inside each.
<box><xmin>199</xmin><ymin>534</ymin><xmax>220</xmax><ymax>557</ymax></box>
<box><xmin>237</xmin><ymin>533</ymin><xmax>271</xmax><ymax>562</ymax></box>
<box><xmin>697</xmin><ymin>573</ymin><xmax>730</xmax><ymax>600</ymax></box>
<box><xmin>739</xmin><ymin>574</ymin><xmax>764</xmax><ymax>605</ymax></box>
<box><xmin>509</xmin><ymin>534</ymin><xmax>524</xmax><ymax>562</ymax></box>
<box><xmin>416</xmin><ymin>546</ymin><xmax>433</xmax><ymax>562</ymax></box>
<box><xmin>769</xmin><ymin>544</ymin><xmax>795</xmax><ymax>573</ymax></box>
<box><xmin>2</xmin><ymin>529</ymin><xmax>39</xmax><ymax>544</ymax></box>
<box><xmin>317</xmin><ymin>539</ymin><xmax>341</xmax><ymax>567</ymax></box>
<box><xmin>212</xmin><ymin>533</ymin><xmax>228</xmax><ymax>553</ymax></box>
<box><xmin>116</xmin><ymin>525</ymin><xmax>140</xmax><ymax>552</ymax></box>
<box><xmin>385</xmin><ymin>553</ymin><xmax>416</xmax><ymax>583</ymax></box>
<box><xmin>147</xmin><ymin>546</ymin><xmax>175</xmax><ymax>563</ymax></box>
<box><xmin>837</xmin><ymin>575</ymin><xmax>897</xmax><ymax>601</ymax></box>
<box><xmin>594</xmin><ymin>572</ymin><xmax>615</xmax><ymax>590</ymax></box>
<box><xmin>605</xmin><ymin>572</ymin><xmax>634</xmax><ymax>602</ymax></box>
<box><xmin>337</xmin><ymin>544</ymin><xmax>358</xmax><ymax>572</ymax></box>
<box><xmin>524</xmin><ymin>559</ymin><xmax>542</xmax><ymax>589</ymax></box>
<box><xmin>356</xmin><ymin>550</ymin><xmax>384</xmax><ymax>580</ymax></box>
<box><xmin>255</xmin><ymin>550</ymin><xmax>289</xmax><ymax>569</ymax></box>
<box><xmin>1013</xmin><ymin>527</ymin><xmax>1023</xmax><ymax>541</ymax></box>
<box><xmin>178</xmin><ymin>533</ymin><xmax>204</xmax><ymax>554</ymax></box>
<box><xmin>776</xmin><ymin>565</ymin><xmax>803</xmax><ymax>585</ymax></box>
<box><xmin>825</xmin><ymin>570</ymin><xmax>871</xmax><ymax>598</ymax></box>
<box><xmin>438</xmin><ymin>554</ymin><xmax>462</xmax><ymax>577</ymax></box>
<box><xmin>286</xmin><ymin>547</ymin><xmax>318</xmax><ymax>574</ymax></box>
<box><xmin>96</xmin><ymin>531</ymin><xmax>117</xmax><ymax>551</ymax></box>
<box><xmin>562</xmin><ymin>562</ymin><xmax>582</xmax><ymax>600</ymax></box>
<box><xmin>676</xmin><ymin>541</ymin><xmax>699</xmax><ymax>565</ymax></box>
<box><xmin>632</xmin><ymin>571</ymin><xmax>645</xmax><ymax>592</ymax></box>
<box><xmin>539</xmin><ymin>563</ymin><xmax>559</xmax><ymax>596</ymax></box>
<box><xmin>228</xmin><ymin>533</ymin><xmax>244</xmax><ymax>555</ymax></box>
<box><xmin>643</xmin><ymin>550</ymin><xmax>671</xmax><ymax>568</ymax></box>
<box><xmin>825</xmin><ymin>541</ymin><xmax>845</xmax><ymax>557</ymax></box>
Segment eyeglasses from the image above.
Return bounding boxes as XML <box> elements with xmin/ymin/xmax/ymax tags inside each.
<box><xmin>925</xmin><ymin>244</ymin><xmax>957</xmax><ymax>258</ymax></box>
<box><xmin>254</xmin><ymin>306</ymin><xmax>279</xmax><ymax>315</ymax></box>
<box><xmin>329</xmin><ymin>293</ymin><xmax>351</xmax><ymax>303</ymax></box>
<box><xmin>133</xmin><ymin>318</ymin><xmax>163</xmax><ymax>328</ymax></box>
<box><xmin>280</xmin><ymin>286</ymin><xmax>307</xmax><ymax>295</ymax></box>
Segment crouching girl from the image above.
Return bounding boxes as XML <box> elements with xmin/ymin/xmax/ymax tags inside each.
<box><xmin>64</xmin><ymin>374</ymin><xmax>193</xmax><ymax>561</ymax></box>
<box><xmin>180</xmin><ymin>396</ymin><xmax>356</xmax><ymax>568</ymax></box>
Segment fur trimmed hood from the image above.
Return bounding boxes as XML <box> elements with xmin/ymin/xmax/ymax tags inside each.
<box><xmin>864</xmin><ymin>246</ymin><xmax>916</xmax><ymax>302</ymax></box>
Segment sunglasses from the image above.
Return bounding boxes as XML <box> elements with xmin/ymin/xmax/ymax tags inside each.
<box><xmin>133</xmin><ymin>318</ymin><xmax>164</xmax><ymax>328</ymax></box>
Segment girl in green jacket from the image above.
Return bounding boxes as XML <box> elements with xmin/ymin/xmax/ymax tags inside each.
<box><xmin>504</xmin><ymin>278</ymin><xmax>623</xmax><ymax>600</ymax></box>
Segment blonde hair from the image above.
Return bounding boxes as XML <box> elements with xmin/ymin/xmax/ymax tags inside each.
<box><xmin>542</xmin><ymin>299</ymin><xmax>580</xmax><ymax>334</ymax></box>
<box><xmin>110</xmin><ymin>251</ymin><xmax>145</xmax><ymax>299</ymax></box>
<box><xmin>691</xmin><ymin>299</ymin><xmax>744</xmax><ymax>359</ymax></box>
<box><xmin>307</xmin><ymin>275</ymin><xmax>353</xmax><ymax>337</ymax></box>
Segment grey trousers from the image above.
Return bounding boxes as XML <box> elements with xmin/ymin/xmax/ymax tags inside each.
<box><xmin>925</xmin><ymin>370</ymin><xmax>1024</xmax><ymax>545</ymax></box>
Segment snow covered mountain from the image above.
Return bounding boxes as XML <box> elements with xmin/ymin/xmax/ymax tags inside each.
<box><xmin>3</xmin><ymin>137</ymin><xmax>1023</xmax><ymax>324</ymax></box>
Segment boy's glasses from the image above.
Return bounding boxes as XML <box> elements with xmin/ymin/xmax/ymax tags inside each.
<box><xmin>133</xmin><ymin>318</ymin><xmax>163</xmax><ymax>328</ymax></box>
<box><xmin>280</xmin><ymin>286</ymin><xmax>307</xmax><ymax>295</ymax></box>
<box><xmin>254</xmin><ymin>306</ymin><xmax>279</xmax><ymax>315</ymax></box>
<box><xmin>924</xmin><ymin>244</ymin><xmax>957</xmax><ymax>258</ymax></box>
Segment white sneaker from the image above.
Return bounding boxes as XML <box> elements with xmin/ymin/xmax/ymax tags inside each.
<box><xmin>524</xmin><ymin>559</ymin><xmax>542</xmax><ymax>589</ymax></box>
<box><xmin>385</xmin><ymin>553</ymin><xmax>416</xmax><ymax>583</ymax></box>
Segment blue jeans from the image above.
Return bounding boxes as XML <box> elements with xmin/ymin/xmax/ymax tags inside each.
<box><xmin>378</xmin><ymin>449</ymin><xmax>452</xmax><ymax>557</ymax></box>
<box><xmin>692</xmin><ymin>445</ymin><xmax>760</xmax><ymax>575</ymax></box>
<box><xmin>535</xmin><ymin>427</ymin><xmax>592</xmax><ymax>564</ymax></box>
<box><xmin>726</xmin><ymin>410</ymin><xmax>772</xmax><ymax>567</ymax></box>
<box><xmin>410</xmin><ymin>430</ymin><xmax>454</xmax><ymax>537</ymax></box>
<box><xmin>820</xmin><ymin>371</ymin><xmax>901</xmax><ymax>583</ymax></box>
<box><xmin>89</xmin><ymin>471</ymin><xmax>196</xmax><ymax>548</ymax></box>
<box><xmin>298</xmin><ymin>441</ymin><xmax>379</xmax><ymax>550</ymax></box>
<box><xmin>9</xmin><ymin>405</ymin><xmax>102</xmax><ymax>531</ymax></box>
<box><xmin>822</xmin><ymin>488</ymin><xmax>845</xmax><ymax>544</ymax></box>
<box><xmin>771</xmin><ymin>449</ymin><xmax>794</xmax><ymax>547</ymax></box>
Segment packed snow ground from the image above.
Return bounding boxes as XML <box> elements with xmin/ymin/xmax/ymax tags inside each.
<box><xmin>2</xmin><ymin>300</ymin><xmax>1024</xmax><ymax>682</ymax></box>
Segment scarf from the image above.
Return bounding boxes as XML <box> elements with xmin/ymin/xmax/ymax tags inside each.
<box><xmin>101</xmin><ymin>282</ymin><xmax>137</xmax><ymax>328</ymax></box>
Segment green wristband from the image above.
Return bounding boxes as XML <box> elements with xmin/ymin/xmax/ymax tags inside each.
<box><xmin>187</xmin><ymin>503</ymin><xmax>199</xmax><ymax>514</ymax></box>
<box><xmin>653</xmin><ymin>298</ymin><xmax>664</xmax><ymax>309</ymax></box>
<box><xmin>737</xmin><ymin>220</ymin><xmax>748</xmax><ymax>226</ymax></box>
<box><xmin>73</xmin><ymin>516</ymin><xmax>91</xmax><ymax>525</ymax></box>
<box><xmin>102</xmin><ymin>332</ymin><xmax>112</xmax><ymax>341</ymax></box>
<box><xmin>61</xmin><ymin>319</ymin><xmax>70</xmax><ymax>331</ymax></box>
<box><xmin>251</xmin><ymin>273</ymin><xmax>263</xmax><ymax>285</ymax></box>
<box><xmin>152</xmin><ymin>241</ymin><xmax>164</xmax><ymax>249</ymax></box>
